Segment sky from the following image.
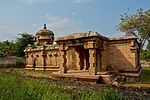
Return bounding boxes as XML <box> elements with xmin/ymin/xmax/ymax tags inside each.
<box><xmin>0</xmin><ymin>0</ymin><xmax>149</xmax><ymax>41</ymax></box>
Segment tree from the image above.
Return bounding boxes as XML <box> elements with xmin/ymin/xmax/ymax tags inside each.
<box><xmin>14</xmin><ymin>33</ymin><xmax>34</xmax><ymax>57</ymax></box>
<box><xmin>0</xmin><ymin>47</ymin><xmax>6</xmax><ymax>58</ymax></box>
<box><xmin>0</xmin><ymin>41</ymin><xmax>15</xmax><ymax>58</ymax></box>
<box><xmin>147</xmin><ymin>40</ymin><xmax>150</xmax><ymax>50</ymax></box>
<box><xmin>141</xmin><ymin>40</ymin><xmax>150</xmax><ymax>61</ymax></box>
<box><xmin>3</xmin><ymin>40</ymin><xmax>15</xmax><ymax>56</ymax></box>
<box><xmin>141</xmin><ymin>50</ymin><xmax>150</xmax><ymax>61</ymax></box>
<box><xmin>118</xmin><ymin>9</ymin><xmax>150</xmax><ymax>49</ymax></box>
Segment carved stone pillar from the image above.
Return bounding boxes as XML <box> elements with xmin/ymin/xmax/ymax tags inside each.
<box><xmin>75</xmin><ymin>50</ymin><xmax>81</xmax><ymax>70</ymax></box>
<box><xmin>130</xmin><ymin>48</ymin><xmax>137</xmax><ymax>68</ymax></box>
<box><xmin>83</xmin><ymin>51</ymin><xmax>87</xmax><ymax>70</ymax></box>
<box><xmin>60</xmin><ymin>50</ymin><xmax>67</xmax><ymax>74</ymax></box>
<box><xmin>41</xmin><ymin>45</ymin><xmax>46</xmax><ymax>70</ymax></box>
<box><xmin>89</xmin><ymin>49</ymin><xmax>97</xmax><ymax>75</ymax></box>
<box><xmin>97</xmin><ymin>50</ymin><xmax>101</xmax><ymax>72</ymax></box>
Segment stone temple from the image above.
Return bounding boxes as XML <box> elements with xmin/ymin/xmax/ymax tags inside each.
<box><xmin>24</xmin><ymin>24</ymin><xmax>141</xmax><ymax>84</ymax></box>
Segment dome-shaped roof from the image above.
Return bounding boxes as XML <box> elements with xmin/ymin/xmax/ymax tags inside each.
<box><xmin>35</xmin><ymin>24</ymin><xmax>54</xmax><ymax>45</ymax></box>
<box><xmin>36</xmin><ymin>24</ymin><xmax>54</xmax><ymax>36</ymax></box>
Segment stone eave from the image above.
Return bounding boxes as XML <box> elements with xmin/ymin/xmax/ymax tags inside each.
<box><xmin>24</xmin><ymin>45</ymin><xmax>59</xmax><ymax>53</ymax></box>
<box><xmin>109</xmin><ymin>35</ymin><xmax>140</xmax><ymax>47</ymax></box>
<box><xmin>109</xmin><ymin>35</ymin><xmax>137</xmax><ymax>41</ymax></box>
<box><xmin>55</xmin><ymin>31</ymin><xmax>108</xmax><ymax>42</ymax></box>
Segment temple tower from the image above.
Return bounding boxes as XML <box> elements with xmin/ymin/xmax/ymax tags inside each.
<box><xmin>35</xmin><ymin>24</ymin><xmax>54</xmax><ymax>45</ymax></box>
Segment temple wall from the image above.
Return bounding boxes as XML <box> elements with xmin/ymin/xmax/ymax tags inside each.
<box><xmin>25</xmin><ymin>52</ymin><xmax>33</xmax><ymax>68</ymax></box>
<box><xmin>35</xmin><ymin>51</ymin><xmax>43</xmax><ymax>67</ymax></box>
<box><xmin>25</xmin><ymin>46</ymin><xmax>60</xmax><ymax>70</ymax></box>
<box><xmin>25</xmin><ymin>50</ymin><xmax>44</xmax><ymax>68</ymax></box>
<box><xmin>101</xmin><ymin>41</ymin><xmax>109</xmax><ymax>71</ymax></box>
<box><xmin>25</xmin><ymin>38</ymin><xmax>140</xmax><ymax>73</ymax></box>
<box><xmin>108</xmin><ymin>39</ymin><xmax>139</xmax><ymax>72</ymax></box>
<box><xmin>45</xmin><ymin>49</ymin><xmax>60</xmax><ymax>67</ymax></box>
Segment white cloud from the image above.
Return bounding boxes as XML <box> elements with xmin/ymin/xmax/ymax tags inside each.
<box><xmin>109</xmin><ymin>32</ymin><xmax>125</xmax><ymax>38</ymax></box>
<box><xmin>21</xmin><ymin>0</ymin><xmax>94</xmax><ymax>4</ymax></box>
<box><xmin>21</xmin><ymin>0</ymin><xmax>54</xmax><ymax>4</ymax></box>
<box><xmin>0</xmin><ymin>26</ymin><xmax>18</xmax><ymax>41</ymax></box>
<box><xmin>74</xmin><ymin>0</ymin><xmax>94</xmax><ymax>4</ymax></box>
<box><xmin>45</xmin><ymin>15</ymin><xmax>85</xmax><ymax>37</ymax></box>
<box><xmin>71</xmin><ymin>12</ymin><xmax>76</xmax><ymax>16</ymax></box>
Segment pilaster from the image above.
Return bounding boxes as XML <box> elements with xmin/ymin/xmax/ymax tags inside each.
<box><xmin>41</xmin><ymin>45</ymin><xmax>46</xmax><ymax>70</ymax></box>
<box><xmin>75</xmin><ymin>51</ymin><xmax>81</xmax><ymax>70</ymax></box>
<box><xmin>59</xmin><ymin>45</ymin><xmax>67</xmax><ymax>74</ymax></box>
<box><xmin>89</xmin><ymin>49</ymin><xmax>97</xmax><ymax>75</ymax></box>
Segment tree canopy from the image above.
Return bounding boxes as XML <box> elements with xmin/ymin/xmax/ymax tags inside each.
<box><xmin>147</xmin><ymin>40</ymin><xmax>150</xmax><ymax>50</ymax></box>
<box><xmin>0</xmin><ymin>33</ymin><xmax>34</xmax><ymax>58</ymax></box>
<box><xmin>118</xmin><ymin>9</ymin><xmax>150</xmax><ymax>49</ymax></box>
<box><xmin>0</xmin><ymin>40</ymin><xmax>15</xmax><ymax>58</ymax></box>
<box><xmin>14</xmin><ymin>33</ymin><xmax>34</xmax><ymax>57</ymax></box>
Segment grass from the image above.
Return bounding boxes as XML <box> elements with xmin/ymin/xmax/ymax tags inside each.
<box><xmin>0</xmin><ymin>68</ymin><xmax>119</xmax><ymax>100</ymax></box>
<box><xmin>0</xmin><ymin>67</ymin><xmax>150</xmax><ymax>99</ymax></box>
<box><xmin>0</xmin><ymin>68</ymin><xmax>52</xmax><ymax>78</ymax></box>
<box><xmin>141</xmin><ymin>67</ymin><xmax>150</xmax><ymax>84</ymax></box>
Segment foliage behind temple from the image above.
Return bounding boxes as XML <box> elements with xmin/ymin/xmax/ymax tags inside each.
<box><xmin>0</xmin><ymin>33</ymin><xmax>34</xmax><ymax>58</ymax></box>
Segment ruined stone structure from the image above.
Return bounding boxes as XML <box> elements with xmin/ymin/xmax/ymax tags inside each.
<box><xmin>24</xmin><ymin>24</ymin><xmax>141</xmax><ymax>83</ymax></box>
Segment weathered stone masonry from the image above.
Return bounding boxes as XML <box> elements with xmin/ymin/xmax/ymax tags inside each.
<box><xmin>24</xmin><ymin>25</ymin><xmax>141</xmax><ymax>83</ymax></box>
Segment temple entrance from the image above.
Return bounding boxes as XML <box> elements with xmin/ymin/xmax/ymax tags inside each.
<box><xmin>32</xmin><ymin>58</ymin><xmax>37</xmax><ymax>68</ymax></box>
<box><xmin>66</xmin><ymin>46</ymin><xmax>90</xmax><ymax>71</ymax></box>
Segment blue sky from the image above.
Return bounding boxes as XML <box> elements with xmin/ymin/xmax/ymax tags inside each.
<box><xmin>0</xmin><ymin>0</ymin><xmax>149</xmax><ymax>41</ymax></box>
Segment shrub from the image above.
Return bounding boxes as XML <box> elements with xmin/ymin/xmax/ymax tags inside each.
<box><xmin>15</xmin><ymin>57</ymin><xmax>25</xmax><ymax>67</ymax></box>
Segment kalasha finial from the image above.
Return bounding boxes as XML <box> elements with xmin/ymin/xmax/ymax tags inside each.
<box><xmin>43</xmin><ymin>24</ymin><xmax>47</xmax><ymax>29</ymax></box>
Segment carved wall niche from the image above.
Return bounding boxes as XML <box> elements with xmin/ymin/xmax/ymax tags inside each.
<box><xmin>47</xmin><ymin>53</ymin><xmax>52</xmax><ymax>66</ymax></box>
<box><xmin>34</xmin><ymin>54</ymin><xmax>39</xmax><ymax>66</ymax></box>
<box><xmin>53</xmin><ymin>52</ymin><xmax>58</xmax><ymax>66</ymax></box>
<box><xmin>46</xmin><ymin>51</ymin><xmax>60</xmax><ymax>66</ymax></box>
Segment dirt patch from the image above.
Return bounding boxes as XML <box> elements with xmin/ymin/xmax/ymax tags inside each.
<box><xmin>117</xmin><ymin>86</ymin><xmax>150</xmax><ymax>99</ymax></box>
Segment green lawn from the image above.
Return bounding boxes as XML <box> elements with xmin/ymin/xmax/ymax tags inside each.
<box><xmin>0</xmin><ymin>67</ymin><xmax>150</xmax><ymax>99</ymax></box>
<box><xmin>0</xmin><ymin>68</ymin><xmax>52</xmax><ymax>78</ymax></box>
<box><xmin>141</xmin><ymin>67</ymin><xmax>150</xmax><ymax>84</ymax></box>
<box><xmin>0</xmin><ymin>68</ymin><xmax>119</xmax><ymax>100</ymax></box>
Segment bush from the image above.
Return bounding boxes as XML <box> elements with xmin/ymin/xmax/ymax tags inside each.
<box><xmin>15</xmin><ymin>57</ymin><xmax>25</xmax><ymax>67</ymax></box>
<box><xmin>141</xmin><ymin>50</ymin><xmax>150</xmax><ymax>61</ymax></box>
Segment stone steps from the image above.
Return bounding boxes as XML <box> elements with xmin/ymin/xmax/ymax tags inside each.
<box><xmin>67</xmin><ymin>70</ymin><xmax>89</xmax><ymax>73</ymax></box>
<box><xmin>45</xmin><ymin>66</ymin><xmax>60</xmax><ymax>72</ymax></box>
<box><xmin>30</xmin><ymin>66</ymin><xmax>60</xmax><ymax>72</ymax></box>
<box><xmin>52</xmin><ymin>70</ymin><xmax>114</xmax><ymax>84</ymax></box>
<box><xmin>46</xmin><ymin>66</ymin><xmax>60</xmax><ymax>69</ymax></box>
